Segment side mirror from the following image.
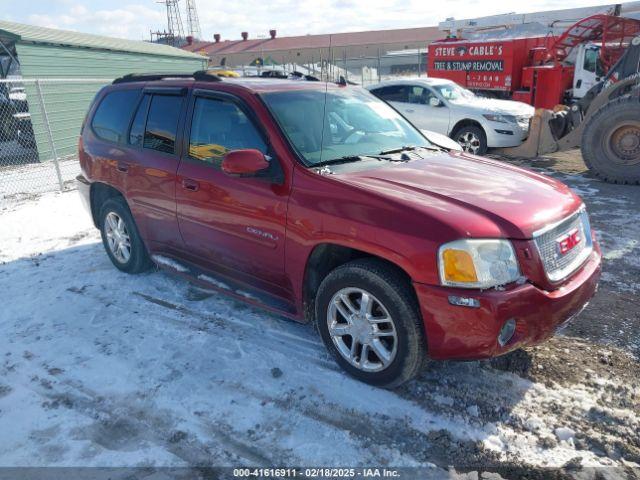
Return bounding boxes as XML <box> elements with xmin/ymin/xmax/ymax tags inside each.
<box><xmin>222</xmin><ymin>149</ymin><xmax>270</xmax><ymax>176</ymax></box>
<box><xmin>429</xmin><ymin>97</ymin><xmax>443</xmax><ymax>107</ymax></box>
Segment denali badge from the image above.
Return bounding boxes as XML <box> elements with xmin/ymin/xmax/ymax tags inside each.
<box><xmin>556</xmin><ymin>228</ymin><xmax>581</xmax><ymax>255</ymax></box>
<box><xmin>246</xmin><ymin>227</ymin><xmax>279</xmax><ymax>242</ymax></box>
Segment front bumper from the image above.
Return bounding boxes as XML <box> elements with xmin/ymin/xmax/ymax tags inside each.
<box><xmin>485</xmin><ymin>120</ymin><xmax>530</xmax><ymax>148</ymax></box>
<box><xmin>414</xmin><ymin>249</ymin><xmax>601</xmax><ymax>360</ymax></box>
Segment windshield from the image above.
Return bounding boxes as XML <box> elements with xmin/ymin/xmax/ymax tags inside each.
<box><xmin>432</xmin><ymin>83</ymin><xmax>475</xmax><ymax>103</ymax></box>
<box><xmin>261</xmin><ymin>87</ymin><xmax>430</xmax><ymax>165</ymax></box>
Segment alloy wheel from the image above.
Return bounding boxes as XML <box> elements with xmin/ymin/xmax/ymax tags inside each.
<box><xmin>104</xmin><ymin>212</ymin><xmax>131</xmax><ymax>264</ymax></box>
<box><xmin>327</xmin><ymin>287</ymin><xmax>398</xmax><ymax>372</ymax></box>
<box><xmin>457</xmin><ymin>131</ymin><xmax>481</xmax><ymax>154</ymax></box>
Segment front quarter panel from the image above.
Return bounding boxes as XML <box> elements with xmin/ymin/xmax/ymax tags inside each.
<box><xmin>284</xmin><ymin>166</ymin><xmax>485</xmax><ymax>301</ymax></box>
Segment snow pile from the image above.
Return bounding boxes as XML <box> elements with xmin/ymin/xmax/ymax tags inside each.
<box><xmin>0</xmin><ymin>189</ymin><xmax>638</xmax><ymax>472</ymax></box>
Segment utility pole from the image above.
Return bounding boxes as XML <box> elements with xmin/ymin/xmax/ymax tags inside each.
<box><xmin>151</xmin><ymin>0</ymin><xmax>185</xmax><ymax>47</ymax></box>
<box><xmin>185</xmin><ymin>0</ymin><xmax>202</xmax><ymax>40</ymax></box>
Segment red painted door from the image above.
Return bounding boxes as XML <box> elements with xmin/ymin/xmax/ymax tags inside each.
<box><xmin>175</xmin><ymin>91</ymin><xmax>290</xmax><ymax>297</ymax></box>
<box><xmin>124</xmin><ymin>90</ymin><xmax>187</xmax><ymax>249</ymax></box>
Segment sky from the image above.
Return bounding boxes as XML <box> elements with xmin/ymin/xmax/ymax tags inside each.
<box><xmin>0</xmin><ymin>0</ymin><xmax>625</xmax><ymax>41</ymax></box>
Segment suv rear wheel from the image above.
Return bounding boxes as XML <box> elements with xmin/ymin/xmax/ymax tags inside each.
<box><xmin>315</xmin><ymin>259</ymin><xmax>426</xmax><ymax>388</ymax></box>
<box><xmin>99</xmin><ymin>197</ymin><xmax>152</xmax><ymax>273</ymax></box>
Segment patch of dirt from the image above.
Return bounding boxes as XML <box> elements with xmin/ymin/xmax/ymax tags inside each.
<box><xmin>490</xmin><ymin>336</ymin><xmax>640</xmax><ymax>387</ymax></box>
<box><xmin>491</xmin><ymin>149</ymin><xmax>590</xmax><ymax>176</ymax></box>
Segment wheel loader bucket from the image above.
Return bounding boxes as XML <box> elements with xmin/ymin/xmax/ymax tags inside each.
<box><xmin>494</xmin><ymin>109</ymin><xmax>560</xmax><ymax>158</ymax></box>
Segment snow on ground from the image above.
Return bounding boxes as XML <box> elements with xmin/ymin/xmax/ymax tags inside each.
<box><xmin>0</xmin><ymin>175</ymin><xmax>638</xmax><ymax>476</ymax></box>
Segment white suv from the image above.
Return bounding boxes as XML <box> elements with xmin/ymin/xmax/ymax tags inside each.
<box><xmin>367</xmin><ymin>78</ymin><xmax>534</xmax><ymax>155</ymax></box>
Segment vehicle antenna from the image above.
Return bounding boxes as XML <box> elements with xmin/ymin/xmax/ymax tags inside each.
<box><xmin>318</xmin><ymin>34</ymin><xmax>332</xmax><ymax>164</ymax></box>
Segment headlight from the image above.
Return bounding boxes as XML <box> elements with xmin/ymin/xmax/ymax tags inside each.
<box><xmin>482</xmin><ymin>114</ymin><xmax>517</xmax><ymax>124</ymax></box>
<box><xmin>438</xmin><ymin>239</ymin><xmax>521</xmax><ymax>289</ymax></box>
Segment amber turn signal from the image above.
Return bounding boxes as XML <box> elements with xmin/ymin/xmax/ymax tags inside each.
<box><xmin>442</xmin><ymin>249</ymin><xmax>478</xmax><ymax>283</ymax></box>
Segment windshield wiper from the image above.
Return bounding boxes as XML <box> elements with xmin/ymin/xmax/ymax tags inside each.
<box><xmin>378</xmin><ymin>145</ymin><xmax>417</xmax><ymax>155</ymax></box>
<box><xmin>313</xmin><ymin>154</ymin><xmax>388</xmax><ymax>167</ymax></box>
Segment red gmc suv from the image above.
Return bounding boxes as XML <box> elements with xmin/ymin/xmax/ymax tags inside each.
<box><xmin>77</xmin><ymin>72</ymin><xmax>601</xmax><ymax>387</ymax></box>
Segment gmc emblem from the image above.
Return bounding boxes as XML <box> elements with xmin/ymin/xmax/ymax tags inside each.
<box><xmin>556</xmin><ymin>228</ymin><xmax>581</xmax><ymax>255</ymax></box>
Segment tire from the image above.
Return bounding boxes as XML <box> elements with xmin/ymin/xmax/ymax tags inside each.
<box><xmin>452</xmin><ymin>125</ymin><xmax>488</xmax><ymax>156</ymax></box>
<box><xmin>0</xmin><ymin>116</ymin><xmax>15</xmax><ymax>142</ymax></box>
<box><xmin>17</xmin><ymin>122</ymin><xmax>36</xmax><ymax>149</ymax></box>
<box><xmin>98</xmin><ymin>197</ymin><xmax>152</xmax><ymax>274</ymax></box>
<box><xmin>582</xmin><ymin>95</ymin><xmax>640</xmax><ymax>184</ymax></box>
<box><xmin>17</xmin><ymin>133</ymin><xmax>36</xmax><ymax>149</ymax></box>
<box><xmin>315</xmin><ymin>258</ymin><xmax>427</xmax><ymax>388</ymax></box>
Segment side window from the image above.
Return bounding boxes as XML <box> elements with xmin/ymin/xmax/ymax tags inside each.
<box><xmin>188</xmin><ymin>97</ymin><xmax>267</xmax><ymax>167</ymax></box>
<box><xmin>129</xmin><ymin>94</ymin><xmax>151</xmax><ymax>146</ymax></box>
<box><xmin>143</xmin><ymin>94</ymin><xmax>183</xmax><ymax>154</ymax></box>
<box><xmin>408</xmin><ymin>86</ymin><xmax>434</xmax><ymax>104</ymax></box>
<box><xmin>371</xmin><ymin>85</ymin><xmax>408</xmax><ymax>103</ymax></box>
<box><xmin>91</xmin><ymin>89</ymin><xmax>140</xmax><ymax>143</ymax></box>
<box><xmin>583</xmin><ymin>48</ymin><xmax>598</xmax><ymax>73</ymax></box>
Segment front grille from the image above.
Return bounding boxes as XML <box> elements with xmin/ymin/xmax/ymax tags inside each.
<box><xmin>533</xmin><ymin>209</ymin><xmax>593</xmax><ymax>282</ymax></box>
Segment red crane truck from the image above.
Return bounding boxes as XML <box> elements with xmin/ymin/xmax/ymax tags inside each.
<box><xmin>427</xmin><ymin>14</ymin><xmax>640</xmax><ymax>109</ymax></box>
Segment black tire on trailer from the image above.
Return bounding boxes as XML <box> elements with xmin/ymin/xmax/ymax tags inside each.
<box><xmin>582</xmin><ymin>95</ymin><xmax>640</xmax><ymax>185</ymax></box>
<box><xmin>0</xmin><ymin>116</ymin><xmax>15</xmax><ymax>142</ymax></box>
<box><xmin>315</xmin><ymin>258</ymin><xmax>427</xmax><ymax>388</ymax></box>
<box><xmin>17</xmin><ymin>121</ymin><xmax>36</xmax><ymax>149</ymax></box>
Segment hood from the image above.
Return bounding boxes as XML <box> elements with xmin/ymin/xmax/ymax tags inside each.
<box><xmin>452</xmin><ymin>97</ymin><xmax>534</xmax><ymax>117</ymax></box>
<box><xmin>332</xmin><ymin>151</ymin><xmax>582</xmax><ymax>239</ymax></box>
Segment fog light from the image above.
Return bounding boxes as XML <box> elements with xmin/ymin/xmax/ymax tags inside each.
<box><xmin>448</xmin><ymin>295</ymin><xmax>480</xmax><ymax>308</ymax></box>
<box><xmin>498</xmin><ymin>319</ymin><xmax>516</xmax><ymax>347</ymax></box>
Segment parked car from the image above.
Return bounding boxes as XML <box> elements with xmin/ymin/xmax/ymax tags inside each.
<box><xmin>77</xmin><ymin>73</ymin><xmax>600</xmax><ymax>387</ymax></box>
<box><xmin>366</xmin><ymin>78</ymin><xmax>534</xmax><ymax>155</ymax></box>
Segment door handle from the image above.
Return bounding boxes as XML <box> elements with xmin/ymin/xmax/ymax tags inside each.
<box><xmin>182</xmin><ymin>179</ymin><xmax>199</xmax><ymax>192</ymax></box>
<box><xmin>116</xmin><ymin>162</ymin><xmax>129</xmax><ymax>173</ymax></box>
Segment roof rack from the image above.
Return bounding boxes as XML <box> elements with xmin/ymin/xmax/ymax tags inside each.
<box><xmin>112</xmin><ymin>70</ymin><xmax>222</xmax><ymax>85</ymax></box>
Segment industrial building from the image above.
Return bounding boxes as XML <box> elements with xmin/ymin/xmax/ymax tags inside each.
<box><xmin>181</xmin><ymin>27</ymin><xmax>440</xmax><ymax>69</ymax></box>
<box><xmin>181</xmin><ymin>1</ymin><xmax>640</xmax><ymax>72</ymax></box>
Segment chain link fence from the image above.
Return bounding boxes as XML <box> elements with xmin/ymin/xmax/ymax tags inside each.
<box><xmin>229</xmin><ymin>50</ymin><xmax>427</xmax><ymax>86</ymax></box>
<box><xmin>0</xmin><ymin>78</ymin><xmax>111</xmax><ymax>204</ymax></box>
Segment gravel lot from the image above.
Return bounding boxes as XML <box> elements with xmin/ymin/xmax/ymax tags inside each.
<box><xmin>0</xmin><ymin>150</ymin><xmax>638</xmax><ymax>479</ymax></box>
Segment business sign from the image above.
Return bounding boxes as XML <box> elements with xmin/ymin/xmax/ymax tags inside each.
<box><xmin>432</xmin><ymin>60</ymin><xmax>505</xmax><ymax>72</ymax></box>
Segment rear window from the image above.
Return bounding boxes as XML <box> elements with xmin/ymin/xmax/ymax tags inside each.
<box><xmin>91</xmin><ymin>89</ymin><xmax>140</xmax><ymax>143</ymax></box>
<box><xmin>143</xmin><ymin>95</ymin><xmax>183</xmax><ymax>154</ymax></box>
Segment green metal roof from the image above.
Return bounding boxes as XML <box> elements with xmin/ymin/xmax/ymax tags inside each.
<box><xmin>0</xmin><ymin>20</ymin><xmax>205</xmax><ymax>60</ymax></box>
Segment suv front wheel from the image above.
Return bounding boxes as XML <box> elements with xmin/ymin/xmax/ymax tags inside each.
<box><xmin>99</xmin><ymin>197</ymin><xmax>152</xmax><ymax>274</ymax></box>
<box><xmin>315</xmin><ymin>259</ymin><xmax>427</xmax><ymax>388</ymax></box>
